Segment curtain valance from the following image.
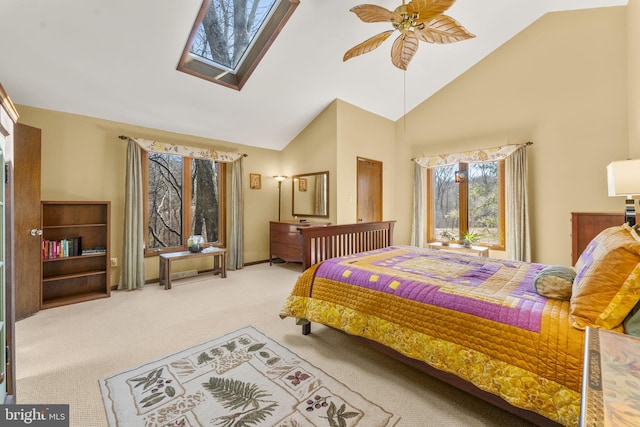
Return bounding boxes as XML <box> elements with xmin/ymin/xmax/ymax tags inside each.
<box><xmin>414</xmin><ymin>143</ymin><xmax>527</xmax><ymax>168</ymax></box>
<box><xmin>130</xmin><ymin>137</ymin><xmax>244</xmax><ymax>163</ymax></box>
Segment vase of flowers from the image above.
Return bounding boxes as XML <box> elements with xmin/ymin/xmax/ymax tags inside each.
<box><xmin>439</xmin><ymin>230</ymin><xmax>456</xmax><ymax>246</ymax></box>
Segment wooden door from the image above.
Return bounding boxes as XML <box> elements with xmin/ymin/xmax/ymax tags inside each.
<box><xmin>356</xmin><ymin>157</ymin><xmax>382</xmax><ymax>223</ymax></box>
<box><xmin>14</xmin><ymin>124</ymin><xmax>41</xmax><ymax>320</ymax></box>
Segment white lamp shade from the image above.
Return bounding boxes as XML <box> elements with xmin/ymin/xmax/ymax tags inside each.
<box><xmin>607</xmin><ymin>159</ymin><xmax>640</xmax><ymax>197</ymax></box>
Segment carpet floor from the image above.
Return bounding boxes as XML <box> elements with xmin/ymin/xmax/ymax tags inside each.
<box><xmin>16</xmin><ymin>262</ymin><xmax>534</xmax><ymax>426</ymax></box>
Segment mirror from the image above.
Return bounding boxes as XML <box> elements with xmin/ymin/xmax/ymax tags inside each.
<box><xmin>292</xmin><ymin>171</ymin><xmax>329</xmax><ymax>217</ymax></box>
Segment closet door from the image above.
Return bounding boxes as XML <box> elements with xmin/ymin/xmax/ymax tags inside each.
<box><xmin>0</xmin><ymin>93</ymin><xmax>10</xmax><ymax>402</ymax></box>
<box><xmin>1</xmin><ymin>82</ymin><xmax>18</xmax><ymax>403</ymax></box>
<box><xmin>356</xmin><ymin>157</ymin><xmax>383</xmax><ymax>223</ymax></box>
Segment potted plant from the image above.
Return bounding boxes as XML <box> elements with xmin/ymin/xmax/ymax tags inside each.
<box><xmin>462</xmin><ymin>231</ymin><xmax>482</xmax><ymax>248</ymax></box>
<box><xmin>439</xmin><ymin>230</ymin><xmax>456</xmax><ymax>246</ymax></box>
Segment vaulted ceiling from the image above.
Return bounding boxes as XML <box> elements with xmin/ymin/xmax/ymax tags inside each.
<box><xmin>0</xmin><ymin>0</ymin><xmax>627</xmax><ymax>150</ymax></box>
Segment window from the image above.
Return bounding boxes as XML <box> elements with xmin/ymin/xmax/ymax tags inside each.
<box><xmin>144</xmin><ymin>152</ymin><xmax>226</xmax><ymax>254</ymax></box>
<box><xmin>177</xmin><ymin>0</ymin><xmax>299</xmax><ymax>91</ymax></box>
<box><xmin>428</xmin><ymin>161</ymin><xmax>504</xmax><ymax>249</ymax></box>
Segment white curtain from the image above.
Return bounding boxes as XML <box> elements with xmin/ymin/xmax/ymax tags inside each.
<box><xmin>314</xmin><ymin>174</ymin><xmax>327</xmax><ymax>216</ymax></box>
<box><xmin>411</xmin><ymin>163</ymin><xmax>426</xmax><ymax>247</ymax></box>
<box><xmin>131</xmin><ymin>137</ymin><xmax>243</xmax><ymax>163</ymax></box>
<box><xmin>228</xmin><ymin>157</ymin><xmax>244</xmax><ymax>270</ymax></box>
<box><xmin>414</xmin><ymin>144</ymin><xmax>520</xmax><ymax>168</ymax></box>
<box><xmin>505</xmin><ymin>146</ymin><xmax>531</xmax><ymax>261</ymax></box>
<box><xmin>119</xmin><ymin>139</ymin><xmax>145</xmax><ymax>290</ymax></box>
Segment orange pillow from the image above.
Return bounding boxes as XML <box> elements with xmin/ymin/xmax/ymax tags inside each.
<box><xmin>570</xmin><ymin>224</ymin><xmax>640</xmax><ymax>330</ymax></box>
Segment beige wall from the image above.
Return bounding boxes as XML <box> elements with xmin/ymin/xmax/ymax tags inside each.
<box><xmin>336</xmin><ymin>100</ymin><xmax>395</xmax><ymax>224</ymax></box>
<box><xmin>280</xmin><ymin>100</ymin><xmax>395</xmax><ymax>225</ymax></box>
<box><xmin>394</xmin><ymin>6</ymin><xmax>628</xmax><ymax>265</ymax></box>
<box><xmin>629</xmin><ymin>0</ymin><xmax>640</xmax><ymax>157</ymax></box>
<box><xmin>280</xmin><ymin>101</ymin><xmax>338</xmax><ymax>224</ymax></box>
<box><xmin>16</xmin><ymin>106</ymin><xmax>282</xmax><ymax>284</ymax></box>
<box><xmin>15</xmin><ymin>5</ymin><xmax>634</xmax><ymax>282</ymax></box>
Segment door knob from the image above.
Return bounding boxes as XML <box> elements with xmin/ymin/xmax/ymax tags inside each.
<box><xmin>30</xmin><ymin>229</ymin><xmax>43</xmax><ymax>236</ymax></box>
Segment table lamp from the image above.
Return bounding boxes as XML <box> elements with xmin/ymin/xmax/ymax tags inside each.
<box><xmin>607</xmin><ymin>159</ymin><xmax>640</xmax><ymax>226</ymax></box>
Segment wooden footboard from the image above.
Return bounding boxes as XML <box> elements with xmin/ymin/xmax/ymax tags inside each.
<box><xmin>299</xmin><ymin>220</ymin><xmax>396</xmax><ymax>270</ymax></box>
<box><xmin>298</xmin><ymin>220</ymin><xmax>396</xmax><ymax>336</ymax></box>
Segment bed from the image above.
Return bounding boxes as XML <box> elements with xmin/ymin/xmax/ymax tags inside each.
<box><xmin>279</xmin><ymin>220</ymin><xmax>640</xmax><ymax>427</ymax></box>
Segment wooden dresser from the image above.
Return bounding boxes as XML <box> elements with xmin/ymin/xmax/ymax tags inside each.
<box><xmin>571</xmin><ymin>212</ymin><xmax>624</xmax><ymax>265</ymax></box>
<box><xmin>270</xmin><ymin>221</ymin><xmax>330</xmax><ymax>267</ymax></box>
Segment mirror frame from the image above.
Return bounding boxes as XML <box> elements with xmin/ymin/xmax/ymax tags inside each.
<box><xmin>291</xmin><ymin>171</ymin><xmax>329</xmax><ymax>218</ymax></box>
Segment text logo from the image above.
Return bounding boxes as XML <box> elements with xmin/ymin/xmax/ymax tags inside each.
<box><xmin>0</xmin><ymin>405</ymin><xmax>69</xmax><ymax>426</ymax></box>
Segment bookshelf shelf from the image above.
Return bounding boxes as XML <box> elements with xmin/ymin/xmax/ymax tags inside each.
<box><xmin>40</xmin><ymin>292</ymin><xmax>109</xmax><ymax>310</ymax></box>
<box><xmin>41</xmin><ymin>201</ymin><xmax>111</xmax><ymax>309</ymax></box>
<box><xmin>42</xmin><ymin>270</ymin><xmax>107</xmax><ymax>283</ymax></box>
<box><xmin>42</xmin><ymin>253</ymin><xmax>105</xmax><ymax>263</ymax></box>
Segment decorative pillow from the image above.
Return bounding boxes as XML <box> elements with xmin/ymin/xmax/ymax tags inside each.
<box><xmin>533</xmin><ymin>265</ymin><xmax>575</xmax><ymax>300</ymax></box>
<box><xmin>570</xmin><ymin>224</ymin><xmax>640</xmax><ymax>331</ymax></box>
<box><xmin>624</xmin><ymin>300</ymin><xmax>640</xmax><ymax>337</ymax></box>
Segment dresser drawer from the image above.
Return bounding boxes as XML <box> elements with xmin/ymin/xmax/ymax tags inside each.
<box><xmin>269</xmin><ymin>221</ymin><xmax>330</xmax><ymax>268</ymax></box>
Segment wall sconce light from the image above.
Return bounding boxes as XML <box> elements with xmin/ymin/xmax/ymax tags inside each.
<box><xmin>455</xmin><ymin>170</ymin><xmax>467</xmax><ymax>183</ymax></box>
<box><xmin>607</xmin><ymin>159</ymin><xmax>640</xmax><ymax>226</ymax></box>
<box><xmin>273</xmin><ymin>175</ymin><xmax>288</xmax><ymax>221</ymax></box>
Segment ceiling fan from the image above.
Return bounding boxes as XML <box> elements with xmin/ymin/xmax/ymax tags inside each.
<box><xmin>343</xmin><ymin>0</ymin><xmax>475</xmax><ymax>70</ymax></box>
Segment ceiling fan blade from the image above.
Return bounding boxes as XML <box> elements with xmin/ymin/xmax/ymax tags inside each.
<box><xmin>350</xmin><ymin>4</ymin><xmax>402</xmax><ymax>24</ymax></box>
<box><xmin>344</xmin><ymin>30</ymin><xmax>395</xmax><ymax>62</ymax></box>
<box><xmin>415</xmin><ymin>14</ymin><xmax>475</xmax><ymax>44</ymax></box>
<box><xmin>410</xmin><ymin>0</ymin><xmax>457</xmax><ymax>24</ymax></box>
<box><xmin>391</xmin><ymin>32</ymin><xmax>419</xmax><ymax>70</ymax></box>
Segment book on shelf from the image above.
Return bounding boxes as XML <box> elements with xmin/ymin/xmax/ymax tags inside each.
<box><xmin>82</xmin><ymin>247</ymin><xmax>106</xmax><ymax>255</ymax></box>
<box><xmin>41</xmin><ymin>237</ymin><xmax>82</xmax><ymax>259</ymax></box>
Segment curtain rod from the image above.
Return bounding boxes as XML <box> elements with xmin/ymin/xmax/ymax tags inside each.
<box><xmin>118</xmin><ymin>135</ymin><xmax>248</xmax><ymax>157</ymax></box>
<box><xmin>410</xmin><ymin>141</ymin><xmax>533</xmax><ymax>161</ymax></box>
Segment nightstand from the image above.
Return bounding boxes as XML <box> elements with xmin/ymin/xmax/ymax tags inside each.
<box><xmin>580</xmin><ymin>326</ymin><xmax>640</xmax><ymax>426</ymax></box>
<box><xmin>427</xmin><ymin>242</ymin><xmax>489</xmax><ymax>257</ymax></box>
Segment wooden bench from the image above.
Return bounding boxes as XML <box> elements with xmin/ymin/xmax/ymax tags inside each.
<box><xmin>159</xmin><ymin>248</ymin><xmax>227</xmax><ymax>289</ymax></box>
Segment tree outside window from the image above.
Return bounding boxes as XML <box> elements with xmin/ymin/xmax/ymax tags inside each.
<box><xmin>429</xmin><ymin>161</ymin><xmax>504</xmax><ymax>249</ymax></box>
<box><xmin>178</xmin><ymin>0</ymin><xmax>297</xmax><ymax>90</ymax></box>
<box><xmin>144</xmin><ymin>152</ymin><xmax>225</xmax><ymax>254</ymax></box>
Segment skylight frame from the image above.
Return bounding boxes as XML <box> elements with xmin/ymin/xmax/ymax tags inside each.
<box><xmin>177</xmin><ymin>0</ymin><xmax>299</xmax><ymax>91</ymax></box>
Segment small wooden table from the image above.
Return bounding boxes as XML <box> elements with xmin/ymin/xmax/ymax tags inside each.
<box><xmin>159</xmin><ymin>248</ymin><xmax>227</xmax><ymax>290</ymax></box>
<box><xmin>427</xmin><ymin>242</ymin><xmax>489</xmax><ymax>257</ymax></box>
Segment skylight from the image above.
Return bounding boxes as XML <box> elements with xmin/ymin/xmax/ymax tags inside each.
<box><xmin>178</xmin><ymin>0</ymin><xmax>299</xmax><ymax>91</ymax></box>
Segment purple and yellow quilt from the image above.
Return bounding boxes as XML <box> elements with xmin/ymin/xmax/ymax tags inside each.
<box><xmin>280</xmin><ymin>246</ymin><xmax>585</xmax><ymax>427</ymax></box>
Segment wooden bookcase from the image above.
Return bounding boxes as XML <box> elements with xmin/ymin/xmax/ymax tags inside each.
<box><xmin>41</xmin><ymin>201</ymin><xmax>111</xmax><ymax>309</ymax></box>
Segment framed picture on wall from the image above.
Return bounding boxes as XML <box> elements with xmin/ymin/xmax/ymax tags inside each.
<box><xmin>250</xmin><ymin>173</ymin><xmax>261</xmax><ymax>189</ymax></box>
<box><xmin>299</xmin><ymin>178</ymin><xmax>307</xmax><ymax>192</ymax></box>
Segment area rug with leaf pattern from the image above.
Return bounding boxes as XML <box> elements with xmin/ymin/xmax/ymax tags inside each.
<box><xmin>99</xmin><ymin>326</ymin><xmax>399</xmax><ymax>426</ymax></box>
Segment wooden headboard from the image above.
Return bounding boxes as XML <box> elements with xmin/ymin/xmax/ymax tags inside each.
<box><xmin>299</xmin><ymin>221</ymin><xmax>396</xmax><ymax>270</ymax></box>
